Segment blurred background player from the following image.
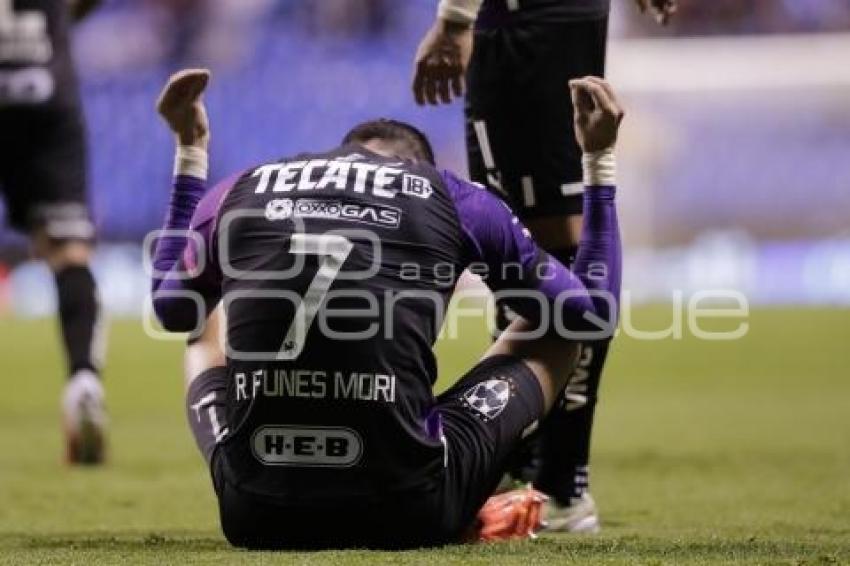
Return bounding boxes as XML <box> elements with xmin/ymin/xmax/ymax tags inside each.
<box><xmin>412</xmin><ymin>0</ymin><xmax>676</xmax><ymax>532</ymax></box>
<box><xmin>0</xmin><ymin>0</ymin><xmax>105</xmax><ymax>464</ymax></box>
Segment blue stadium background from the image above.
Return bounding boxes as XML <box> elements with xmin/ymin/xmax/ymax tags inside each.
<box><xmin>1</xmin><ymin>0</ymin><xmax>849</xmax><ymax>314</ymax></box>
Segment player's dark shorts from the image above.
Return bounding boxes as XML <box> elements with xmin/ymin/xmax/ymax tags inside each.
<box><xmin>465</xmin><ymin>17</ymin><xmax>608</xmax><ymax>219</ymax></box>
<box><xmin>186</xmin><ymin>355</ymin><xmax>544</xmax><ymax>549</ymax></box>
<box><xmin>0</xmin><ymin>105</ymin><xmax>93</xmax><ymax>239</ymax></box>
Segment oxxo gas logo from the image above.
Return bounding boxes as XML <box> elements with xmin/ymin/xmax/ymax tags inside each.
<box><xmin>265</xmin><ymin>198</ymin><xmax>401</xmax><ymax>228</ymax></box>
<box><xmin>252</xmin><ymin>426</ymin><xmax>363</xmax><ymax>467</ymax></box>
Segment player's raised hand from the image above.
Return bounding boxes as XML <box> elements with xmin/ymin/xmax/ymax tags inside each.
<box><xmin>412</xmin><ymin>19</ymin><xmax>473</xmax><ymax>106</ymax></box>
<box><xmin>634</xmin><ymin>0</ymin><xmax>678</xmax><ymax>25</ymax></box>
<box><xmin>569</xmin><ymin>76</ymin><xmax>625</xmax><ymax>153</ymax></box>
<box><xmin>157</xmin><ymin>68</ymin><xmax>211</xmax><ymax>150</ymax></box>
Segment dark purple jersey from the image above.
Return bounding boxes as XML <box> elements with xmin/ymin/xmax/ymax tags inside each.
<box><xmin>152</xmin><ymin>144</ymin><xmax>620</xmax><ymax>502</ymax></box>
<box><xmin>0</xmin><ymin>0</ymin><xmax>79</xmax><ymax>108</ymax></box>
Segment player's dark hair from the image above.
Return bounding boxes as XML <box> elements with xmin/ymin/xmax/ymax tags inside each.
<box><xmin>342</xmin><ymin>119</ymin><xmax>436</xmax><ymax>165</ymax></box>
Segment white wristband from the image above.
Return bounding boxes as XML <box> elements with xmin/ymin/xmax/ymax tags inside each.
<box><xmin>438</xmin><ymin>0</ymin><xmax>483</xmax><ymax>24</ymax></box>
<box><xmin>582</xmin><ymin>148</ymin><xmax>617</xmax><ymax>186</ymax></box>
<box><xmin>174</xmin><ymin>145</ymin><xmax>209</xmax><ymax>179</ymax></box>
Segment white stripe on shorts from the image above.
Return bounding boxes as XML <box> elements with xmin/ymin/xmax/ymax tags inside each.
<box><xmin>521</xmin><ymin>176</ymin><xmax>536</xmax><ymax>208</ymax></box>
<box><xmin>473</xmin><ymin>120</ymin><xmax>496</xmax><ymax>170</ymax></box>
<box><xmin>561</xmin><ymin>182</ymin><xmax>585</xmax><ymax>196</ymax></box>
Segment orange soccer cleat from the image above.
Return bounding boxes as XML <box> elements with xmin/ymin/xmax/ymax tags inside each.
<box><xmin>471</xmin><ymin>485</ymin><xmax>548</xmax><ymax>542</ymax></box>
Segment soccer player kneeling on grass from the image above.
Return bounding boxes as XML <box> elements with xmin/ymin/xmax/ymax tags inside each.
<box><xmin>150</xmin><ymin>69</ymin><xmax>623</xmax><ymax>549</ymax></box>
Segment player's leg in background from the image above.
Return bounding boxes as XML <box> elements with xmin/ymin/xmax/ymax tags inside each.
<box><xmin>464</xmin><ymin>26</ymin><xmax>548</xmax><ymax>484</ymax></box>
<box><xmin>35</xmin><ymin>234</ymin><xmax>107</xmax><ymax>465</ymax></box>
<box><xmin>527</xmin><ymin>19</ymin><xmax>611</xmax><ymax>532</ymax></box>
<box><xmin>16</xmin><ymin>107</ymin><xmax>107</xmax><ymax>464</ymax></box>
<box><xmin>465</xmin><ymin>17</ymin><xmax>612</xmax><ymax>529</ymax></box>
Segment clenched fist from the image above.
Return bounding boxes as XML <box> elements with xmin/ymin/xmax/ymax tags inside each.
<box><xmin>156</xmin><ymin>69</ymin><xmax>211</xmax><ymax>150</ymax></box>
<box><xmin>569</xmin><ymin>76</ymin><xmax>625</xmax><ymax>154</ymax></box>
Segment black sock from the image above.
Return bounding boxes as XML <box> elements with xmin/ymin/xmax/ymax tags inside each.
<box><xmin>535</xmin><ymin>339</ymin><xmax>610</xmax><ymax>504</ymax></box>
<box><xmin>55</xmin><ymin>265</ymin><xmax>103</xmax><ymax>377</ymax></box>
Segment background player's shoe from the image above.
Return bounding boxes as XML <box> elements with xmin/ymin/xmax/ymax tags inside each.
<box><xmin>541</xmin><ymin>492</ymin><xmax>600</xmax><ymax>534</ymax></box>
<box><xmin>62</xmin><ymin>370</ymin><xmax>107</xmax><ymax>465</ymax></box>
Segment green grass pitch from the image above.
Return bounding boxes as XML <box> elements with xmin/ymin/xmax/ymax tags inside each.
<box><xmin>0</xmin><ymin>307</ymin><xmax>848</xmax><ymax>564</ymax></box>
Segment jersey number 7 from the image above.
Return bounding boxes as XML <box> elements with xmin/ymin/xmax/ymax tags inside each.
<box><xmin>277</xmin><ymin>234</ymin><xmax>353</xmax><ymax>360</ymax></box>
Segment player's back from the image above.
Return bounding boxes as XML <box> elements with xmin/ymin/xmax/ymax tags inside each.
<box><xmin>213</xmin><ymin>144</ymin><xmax>465</xmax><ymax>503</ymax></box>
